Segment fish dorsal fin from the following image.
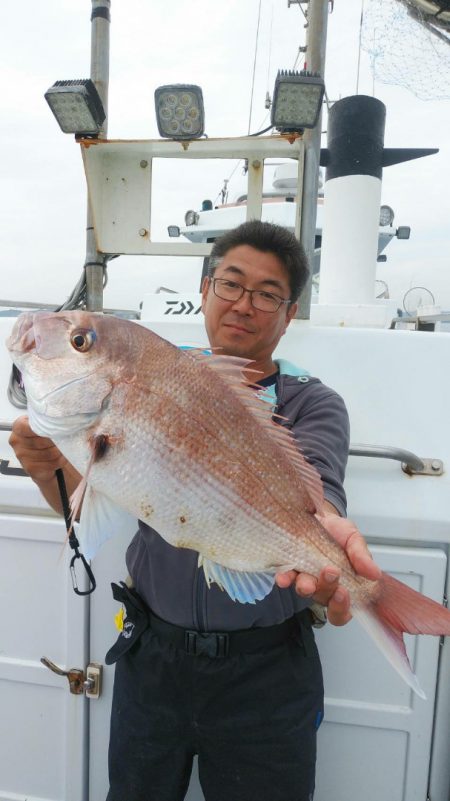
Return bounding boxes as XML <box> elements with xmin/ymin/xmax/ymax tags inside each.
<box><xmin>188</xmin><ymin>349</ymin><xmax>260</xmax><ymax>376</ymax></box>
<box><xmin>188</xmin><ymin>350</ymin><xmax>324</xmax><ymax>515</ymax></box>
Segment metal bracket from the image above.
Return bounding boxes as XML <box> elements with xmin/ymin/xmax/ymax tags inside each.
<box><xmin>401</xmin><ymin>458</ymin><xmax>443</xmax><ymax>477</ymax></box>
<box><xmin>80</xmin><ymin>136</ymin><xmax>304</xmax><ymax>256</ymax></box>
<box><xmin>0</xmin><ymin>459</ymin><xmax>28</xmax><ymax>477</ymax></box>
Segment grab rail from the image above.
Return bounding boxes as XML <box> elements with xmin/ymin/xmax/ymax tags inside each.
<box><xmin>349</xmin><ymin>444</ymin><xmax>443</xmax><ymax>476</ymax></box>
<box><xmin>0</xmin><ymin>423</ymin><xmax>444</xmax><ymax>476</ymax></box>
<box><xmin>0</xmin><ymin>422</ymin><xmax>13</xmax><ymax>432</ymax></box>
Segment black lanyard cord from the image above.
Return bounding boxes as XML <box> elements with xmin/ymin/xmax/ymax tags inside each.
<box><xmin>55</xmin><ymin>467</ymin><xmax>96</xmax><ymax>596</ymax></box>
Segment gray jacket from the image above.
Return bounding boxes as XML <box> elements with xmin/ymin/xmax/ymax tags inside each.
<box><xmin>126</xmin><ymin>366</ymin><xmax>350</xmax><ymax>630</ymax></box>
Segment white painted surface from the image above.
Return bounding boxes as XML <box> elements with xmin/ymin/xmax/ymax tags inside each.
<box><xmin>318</xmin><ymin>174</ymin><xmax>383</xmax><ymax>313</ymax></box>
<box><xmin>0</xmin><ymin>509</ymin><xmax>88</xmax><ymax>801</ymax></box>
<box><xmin>315</xmin><ymin>546</ymin><xmax>447</xmax><ymax>801</ymax></box>
<box><xmin>310</xmin><ymin>299</ymin><xmax>397</xmax><ymax>327</ymax></box>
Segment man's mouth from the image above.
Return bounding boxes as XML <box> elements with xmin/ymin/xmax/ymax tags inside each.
<box><xmin>223</xmin><ymin>322</ymin><xmax>254</xmax><ymax>334</ymax></box>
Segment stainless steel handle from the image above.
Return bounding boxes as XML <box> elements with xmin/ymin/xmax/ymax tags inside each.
<box><xmin>349</xmin><ymin>444</ymin><xmax>443</xmax><ymax>476</ymax></box>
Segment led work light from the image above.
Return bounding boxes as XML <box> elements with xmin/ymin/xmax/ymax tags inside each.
<box><xmin>271</xmin><ymin>70</ymin><xmax>325</xmax><ymax>132</ymax></box>
<box><xmin>154</xmin><ymin>84</ymin><xmax>205</xmax><ymax>140</ymax></box>
<box><xmin>44</xmin><ymin>79</ymin><xmax>106</xmax><ymax>136</ymax></box>
<box><xmin>379</xmin><ymin>205</ymin><xmax>395</xmax><ymax>226</ymax></box>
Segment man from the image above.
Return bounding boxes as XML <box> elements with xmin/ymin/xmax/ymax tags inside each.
<box><xmin>10</xmin><ymin>221</ymin><xmax>380</xmax><ymax>801</ymax></box>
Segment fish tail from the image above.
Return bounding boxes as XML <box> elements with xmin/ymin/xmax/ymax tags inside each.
<box><xmin>352</xmin><ymin>573</ymin><xmax>450</xmax><ymax>699</ymax></box>
<box><xmin>375</xmin><ymin>573</ymin><xmax>450</xmax><ymax>635</ymax></box>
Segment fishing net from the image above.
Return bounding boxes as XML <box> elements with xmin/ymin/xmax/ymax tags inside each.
<box><xmin>360</xmin><ymin>0</ymin><xmax>450</xmax><ymax>100</ymax></box>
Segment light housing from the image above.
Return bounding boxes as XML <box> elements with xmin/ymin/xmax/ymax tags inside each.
<box><xmin>154</xmin><ymin>84</ymin><xmax>205</xmax><ymax>140</ymax></box>
<box><xmin>184</xmin><ymin>210</ymin><xmax>199</xmax><ymax>226</ymax></box>
<box><xmin>379</xmin><ymin>205</ymin><xmax>395</xmax><ymax>226</ymax></box>
<box><xmin>271</xmin><ymin>70</ymin><xmax>325</xmax><ymax>132</ymax></box>
<box><xmin>44</xmin><ymin>79</ymin><xmax>106</xmax><ymax>135</ymax></box>
<box><xmin>167</xmin><ymin>225</ymin><xmax>181</xmax><ymax>238</ymax></box>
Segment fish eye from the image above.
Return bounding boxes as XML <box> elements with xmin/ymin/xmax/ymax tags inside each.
<box><xmin>70</xmin><ymin>329</ymin><xmax>96</xmax><ymax>353</ymax></box>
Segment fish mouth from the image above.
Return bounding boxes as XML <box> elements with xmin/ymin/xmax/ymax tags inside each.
<box><xmin>7</xmin><ymin>311</ymin><xmax>78</xmax><ymax>362</ymax></box>
<box><xmin>6</xmin><ymin>311</ymin><xmax>104</xmax><ymax>408</ymax></box>
<box><xmin>33</xmin><ymin>371</ymin><xmax>100</xmax><ymax>403</ymax></box>
<box><xmin>7</xmin><ymin>312</ymin><xmax>37</xmax><ymax>356</ymax></box>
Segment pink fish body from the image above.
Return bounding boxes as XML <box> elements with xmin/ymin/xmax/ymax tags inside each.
<box><xmin>7</xmin><ymin>310</ymin><xmax>450</xmax><ymax>696</ymax></box>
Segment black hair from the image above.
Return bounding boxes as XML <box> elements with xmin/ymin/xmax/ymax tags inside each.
<box><xmin>208</xmin><ymin>220</ymin><xmax>309</xmax><ymax>302</ymax></box>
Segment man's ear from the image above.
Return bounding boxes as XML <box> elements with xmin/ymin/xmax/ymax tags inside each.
<box><xmin>286</xmin><ymin>302</ymin><xmax>298</xmax><ymax>327</ymax></box>
<box><xmin>201</xmin><ymin>275</ymin><xmax>211</xmax><ymax>311</ymax></box>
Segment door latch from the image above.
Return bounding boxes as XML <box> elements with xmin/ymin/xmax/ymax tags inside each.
<box><xmin>84</xmin><ymin>662</ymin><xmax>102</xmax><ymax>699</ymax></box>
<box><xmin>41</xmin><ymin>657</ymin><xmax>103</xmax><ymax>698</ymax></box>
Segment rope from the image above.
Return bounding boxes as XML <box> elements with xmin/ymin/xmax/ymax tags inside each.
<box><xmin>248</xmin><ymin>0</ymin><xmax>263</xmax><ymax>135</ymax></box>
<box><xmin>356</xmin><ymin>0</ymin><xmax>365</xmax><ymax>94</ymax></box>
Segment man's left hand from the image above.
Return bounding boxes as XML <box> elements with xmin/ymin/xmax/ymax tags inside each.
<box><xmin>275</xmin><ymin>513</ymin><xmax>381</xmax><ymax>627</ymax></box>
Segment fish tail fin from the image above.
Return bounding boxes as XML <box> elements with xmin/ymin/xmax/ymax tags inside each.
<box><xmin>353</xmin><ymin>573</ymin><xmax>450</xmax><ymax>699</ymax></box>
<box><xmin>375</xmin><ymin>573</ymin><xmax>450</xmax><ymax>636</ymax></box>
<box><xmin>352</xmin><ymin>604</ymin><xmax>426</xmax><ymax>698</ymax></box>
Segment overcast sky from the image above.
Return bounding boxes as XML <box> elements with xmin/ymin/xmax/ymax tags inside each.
<box><xmin>1</xmin><ymin>0</ymin><xmax>449</xmax><ymax>311</ymax></box>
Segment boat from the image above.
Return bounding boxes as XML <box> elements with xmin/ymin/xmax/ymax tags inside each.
<box><xmin>1</xmin><ymin>2</ymin><xmax>449</xmax><ymax>800</ymax></box>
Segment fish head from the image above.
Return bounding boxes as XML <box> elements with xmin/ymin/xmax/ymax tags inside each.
<box><xmin>6</xmin><ymin>310</ymin><xmax>132</xmax><ymax>437</ymax></box>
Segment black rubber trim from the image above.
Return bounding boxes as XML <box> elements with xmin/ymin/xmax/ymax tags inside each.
<box><xmin>91</xmin><ymin>6</ymin><xmax>111</xmax><ymax>21</ymax></box>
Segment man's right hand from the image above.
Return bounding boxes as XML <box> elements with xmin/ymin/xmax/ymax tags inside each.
<box><xmin>9</xmin><ymin>415</ymin><xmax>68</xmax><ymax>484</ymax></box>
<box><xmin>9</xmin><ymin>417</ymin><xmax>82</xmax><ymax>515</ymax></box>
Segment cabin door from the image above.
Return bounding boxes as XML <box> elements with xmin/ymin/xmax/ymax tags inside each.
<box><xmin>0</xmin><ymin>493</ymin><xmax>89</xmax><ymax>801</ymax></box>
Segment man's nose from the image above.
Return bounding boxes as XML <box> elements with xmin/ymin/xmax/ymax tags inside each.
<box><xmin>231</xmin><ymin>289</ymin><xmax>254</xmax><ymax>313</ymax></box>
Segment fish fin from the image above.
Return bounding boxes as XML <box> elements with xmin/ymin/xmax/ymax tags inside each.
<box><xmin>352</xmin><ymin>605</ymin><xmax>426</xmax><ymax>699</ymax></box>
<box><xmin>68</xmin><ymin>428</ymin><xmax>121</xmax><ymax>524</ymax></box>
<box><xmin>76</xmin><ymin>487</ymin><xmax>138</xmax><ymax>561</ymax></box>
<box><xmin>373</xmin><ymin>572</ymin><xmax>450</xmax><ymax>636</ymax></box>
<box><xmin>353</xmin><ymin>573</ymin><xmax>450</xmax><ymax>698</ymax></box>
<box><xmin>189</xmin><ymin>350</ymin><xmax>262</xmax><ymax>378</ymax></box>
<box><xmin>70</xmin><ymin>477</ymin><xmax>88</xmax><ymax>526</ymax></box>
<box><xmin>69</xmin><ymin>440</ymin><xmax>98</xmax><ymax>524</ymax></box>
<box><xmin>190</xmin><ymin>350</ymin><xmax>324</xmax><ymax>514</ymax></box>
<box><xmin>200</xmin><ymin>556</ymin><xmax>275</xmax><ymax>604</ymax></box>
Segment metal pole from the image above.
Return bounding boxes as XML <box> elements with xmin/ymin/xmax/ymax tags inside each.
<box><xmin>85</xmin><ymin>0</ymin><xmax>111</xmax><ymax>311</ymax></box>
<box><xmin>297</xmin><ymin>0</ymin><xmax>329</xmax><ymax>319</ymax></box>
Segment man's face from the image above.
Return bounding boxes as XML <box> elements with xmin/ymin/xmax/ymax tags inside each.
<box><xmin>201</xmin><ymin>245</ymin><xmax>298</xmax><ymax>372</ymax></box>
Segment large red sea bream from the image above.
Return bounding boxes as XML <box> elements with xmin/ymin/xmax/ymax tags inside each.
<box><xmin>7</xmin><ymin>310</ymin><xmax>450</xmax><ymax>696</ymax></box>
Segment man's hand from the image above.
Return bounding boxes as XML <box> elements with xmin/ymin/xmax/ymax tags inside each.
<box><xmin>9</xmin><ymin>416</ymin><xmax>82</xmax><ymax>515</ymax></box>
<box><xmin>275</xmin><ymin>513</ymin><xmax>381</xmax><ymax>627</ymax></box>
<box><xmin>9</xmin><ymin>415</ymin><xmax>68</xmax><ymax>484</ymax></box>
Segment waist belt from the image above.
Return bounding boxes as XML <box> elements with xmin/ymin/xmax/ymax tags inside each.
<box><xmin>149</xmin><ymin>609</ymin><xmax>310</xmax><ymax>659</ymax></box>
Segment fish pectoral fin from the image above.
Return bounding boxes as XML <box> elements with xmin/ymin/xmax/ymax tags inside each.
<box><xmin>200</xmin><ymin>557</ymin><xmax>275</xmax><ymax>604</ymax></box>
<box><xmin>77</xmin><ymin>487</ymin><xmax>138</xmax><ymax>561</ymax></box>
<box><xmin>70</xmin><ymin>477</ymin><xmax>88</xmax><ymax>525</ymax></box>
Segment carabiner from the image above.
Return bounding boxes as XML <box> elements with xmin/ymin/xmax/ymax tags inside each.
<box><xmin>70</xmin><ymin>550</ymin><xmax>97</xmax><ymax>596</ymax></box>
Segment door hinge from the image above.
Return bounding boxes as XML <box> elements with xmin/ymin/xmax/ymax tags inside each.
<box><xmin>41</xmin><ymin>656</ymin><xmax>103</xmax><ymax>698</ymax></box>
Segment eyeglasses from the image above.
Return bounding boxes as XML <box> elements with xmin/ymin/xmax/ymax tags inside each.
<box><xmin>211</xmin><ymin>278</ymin><xmax>291</xmax><ymax>313</ymax></box>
